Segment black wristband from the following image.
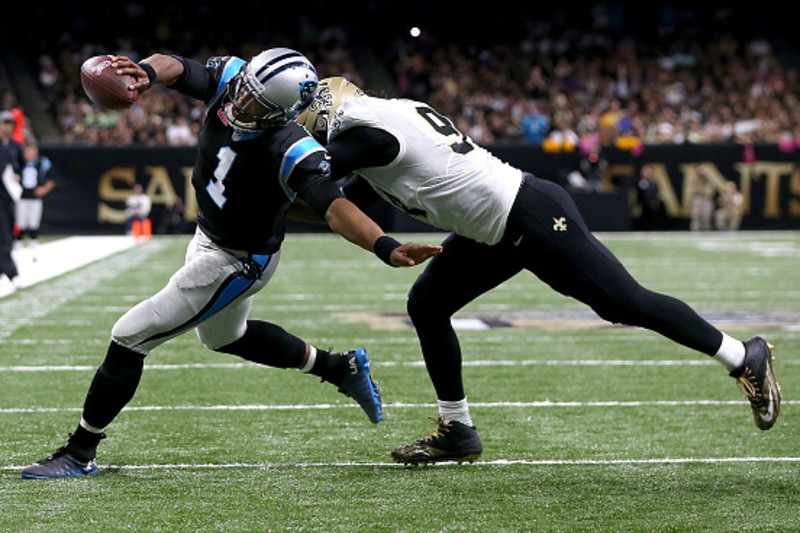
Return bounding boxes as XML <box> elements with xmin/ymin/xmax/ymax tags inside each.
<box><xmin>373</xmin><ymin>235</ymin><xmax>402</xmax><ymax>266</ymax></box>
<box><xmin>138</xmin><ymin>62</ymin><xmax>157</xmax><ymax>85</ymax></box>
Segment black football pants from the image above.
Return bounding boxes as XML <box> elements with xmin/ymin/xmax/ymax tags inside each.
<box><xmin>407</xmin><ymin>174</ymin><xmax>723</xmax><ymax>401</ymax></box>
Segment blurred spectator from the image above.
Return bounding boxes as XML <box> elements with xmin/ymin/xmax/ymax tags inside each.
<box><xmin>158</xmin><ymin>196</ymin><xmax>190</xmax><ymax>235</ymax></box>
<box><xmin>0</xmin><ymin>111</ymin><xmax>24</xmax><ymax>176</ymax></box>
<box><xmin>715</xmin><ymin>182</ymin><xmax>744</xmax><ymax>231</ymax></box>
<box><xmin>125</xmin><ymin>183</ymin><xmax>151</xmax><ymax>240</ymax></box>
<box><xmin>0</xmin><ymin>110</ymin><xmax>23</xmax><ymax>291</ymax></box>
<box><xmin>520</xmin><ymin>103</ymin><xmax>549</xmax><ymax>143</ymax></box>
<box><xmin>2</xmin><ymin>93</ymin><xmax>29</xmax><ymax>144</ymax></box>
<box><xmin>635</xmin><ymin>165</ymin><xmax>662</xmax><ymax>230</ymax></box>
<box><xmin>578</xmin><ymin>148</ymin><xmax>608</xmax><ymax>192</ymax></box>
<box><xmin>12</xmin><ymin>5</ymin><xmax>800</xmax><ymax>148</ymax></box>
<box><xmin>165</xmin><ymin>116</ymin><xmax>196</xmax><ymax>146</ymax></box>
<box><xmin>689</xmin><ymin>166</ymin><xmax>715</xmax><ymax>231</ymax></box>
<box><xmin>14</xmin><ymin>142</ymin><xmax>56</xmax><ymax>260</ymax></box>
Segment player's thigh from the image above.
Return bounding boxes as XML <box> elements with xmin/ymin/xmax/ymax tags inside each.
<box><xmin>111</xmin><ymin>235</ymin><xmax>277</xmax><ymax>354</ymax></box>
<box><xmin>195</xmin><ymin>250</ymin><xmax>281</xmax><ymax>349</ymax></box>
<box><xmin>509</xmin><ymin>175</ymin><xmax>638</xmax><ymax>303</ymax></box>
<box><xmin>409</xmin><ymin>233</ymin><xmax>523</xmax><ymax>315</ymax></box>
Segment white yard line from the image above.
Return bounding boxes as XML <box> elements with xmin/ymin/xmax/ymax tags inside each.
<box><xmin>2</xmin><ymin>456</ymin><xmax>799</xmax><ymax>472</ymax></box>
<box><xmin>5</xmin><ymin>357</ymin><xmax>800</xmax><ymax>373</ymax></box>
<box><xmin>2</xmin><ymin>399</ymin><xmax>798</xmax><ymax>414</ymax></box>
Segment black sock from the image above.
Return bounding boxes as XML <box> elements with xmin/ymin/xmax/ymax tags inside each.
<box><xmin>216</xmin><ymin>320</ymin><xmax>306</xmax><ymax>368</ymax></box>
<box><xmin>82</xmin><ymin>341</ymin><xmax>145</xmax><ymax>431</ymax></box>
<box><xmin>216</xmin><ymin>322</ymin><xmax>350</xmax><ymax>385</ymax></box>
<box><xmin>66</xmin><ymin>425</ymin><xmax>105</xmax><ymax>462</ymax></box>
<box><xmin>309</xmin><ymin>349</ymin><xmax>349</xmax><ymax>386</ymax></box>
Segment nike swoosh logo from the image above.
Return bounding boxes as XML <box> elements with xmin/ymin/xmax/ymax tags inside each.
<box><xmin>758</xmin><ymin>388</ymin><xmax>775</xmax><ymax>422</ymax></box>
<box><xmin>513</xmin><ymin>235</ymin><xmax>523</xmax><ymax>247</ymax></box>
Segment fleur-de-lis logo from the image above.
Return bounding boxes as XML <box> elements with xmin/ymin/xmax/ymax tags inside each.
<box><xmin>553</xmin><ymin>217</ymin><xmax>567</xmax><ymax>231</ymax></box>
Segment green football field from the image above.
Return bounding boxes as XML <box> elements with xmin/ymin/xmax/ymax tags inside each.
<box><xmin>1</xmin><ymin>231</ymin><xmax>798</xmax><ymax>532</ymax></box>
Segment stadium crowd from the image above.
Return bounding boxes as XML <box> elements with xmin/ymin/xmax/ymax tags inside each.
<box><xmin>5</xmin><ymin>5</ymin><xmax>800</xmax><ymax>151</ymax></box>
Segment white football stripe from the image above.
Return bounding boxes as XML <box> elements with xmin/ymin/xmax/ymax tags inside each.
<box><xmin>3</xmin><ymin>456</ymin><xmax>800</xmax><ymax>472</ymax></box>
<box><xmin>2</xmin><ymin>400</ymin><xmax>799</xmax><ymax>414</ymax></box>
<box><xmin>0</xmin><ymin>359</ymin><xmax>756</xmax><ymax>372</ymax></box>
<box><xmin>5</xmin><ymin>357</ymin><xmax>800</xmax><ymax>373</ymax></box>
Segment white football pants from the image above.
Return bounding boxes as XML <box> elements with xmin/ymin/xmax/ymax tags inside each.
<box><xmin>111</xmin><ymin>227</ymin><xmax>280</xmax><ymax>355</ymax></box>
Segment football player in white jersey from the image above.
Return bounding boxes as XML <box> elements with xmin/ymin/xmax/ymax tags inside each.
<box><xmin>299</xmin><ymin>77</ymin><xmax>781</xmax><ymax>465</ymax></box>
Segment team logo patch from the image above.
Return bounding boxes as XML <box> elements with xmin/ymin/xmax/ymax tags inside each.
<box><xmin>299</xmin><ymin>80</ymin><xmax>318</xmax><ymax>105</ymax></box>
<box><xmin>553</xmin><ymin>217</ymin><xmax>567</xmax><ymax>231</ymax></box>
<box><xmin>309</xmin><ymin>84</ymin><xmax>334</xmax><ymax>112</ymax></box>
<box><xmin>317</xmin><ymin>158</ymin><xmax>331</xmax><ymax>177</ymax></box>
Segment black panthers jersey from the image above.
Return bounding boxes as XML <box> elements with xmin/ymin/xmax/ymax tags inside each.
<box><xmin>172</xmin><ymin>55</ymin><xmax>338</xmax><ymax>253</ymax></box>
<box><xmin>20</xmin><ymin>156</ymin><xmax>53</xmax><ymax>199</ymax></box>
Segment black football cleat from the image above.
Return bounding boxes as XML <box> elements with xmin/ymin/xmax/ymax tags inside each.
<box><xmin>21</xmin><ymin>446</ymin><xmax>98</xmax><ymax>479</ymax></box>
<box><xmin>730</xmin><ymin>337</ymin><xmax>781</xmax><ymax>430</ymax></box>
<box><xmin>392</xmin><ymin>417</ymin><xmax>483</xmax><ymax>465</ymax></box>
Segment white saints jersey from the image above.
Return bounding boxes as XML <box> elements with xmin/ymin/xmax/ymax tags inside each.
<box><xmin>331</xmin><ymin>97</ymin><xmax>523</xmax><ymax>245</ymax></box>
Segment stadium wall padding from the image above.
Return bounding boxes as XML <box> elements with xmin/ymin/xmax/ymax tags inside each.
<box><xmin>35</xmin><ymin>144</ymin><xmax>800</xmax><ymax>235</ymax></box>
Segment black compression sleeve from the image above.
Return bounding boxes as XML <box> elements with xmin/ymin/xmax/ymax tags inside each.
<box><xmin>168</xmin><ymin>56</ymin><xmax>218</xmax><ymax>101</ymax></box>
<box><xmin>300</xmin><ymin>179</ymin><xmax>345</xmax><ymax>218</ymax></box>
<box><xmin>326</xmin><ymin>126</ymin><xmax>400</xmax><ymax>179</ymax></box>
<box><xmin>341</xmin><ymin>174</ymin><xmax>382</xmax><ymax>210</ymax></box>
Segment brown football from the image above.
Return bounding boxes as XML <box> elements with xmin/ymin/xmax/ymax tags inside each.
<box><xmin>80</xmin><ymin>55</ymin><xmax>138</xmax><ymax>110</ymax></box>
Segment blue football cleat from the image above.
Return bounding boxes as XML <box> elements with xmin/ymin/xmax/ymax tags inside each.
<box><xmin>337</xmin><ymin>348</ymin><xmax>382</xmax><ymax>423</ymax></box>
<box><xmin>21</xmin><ymin>446</ymin><xmax>99</xmax><ymax>479</ymax></box>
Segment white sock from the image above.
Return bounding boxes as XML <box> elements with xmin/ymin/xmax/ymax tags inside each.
<box><xmin>299</xmin><ymin>345</ymin><xmax>317</xmax><ymax>373</ymax></box>
<box><xmin>438</xmin><ymin>398</ymin><xmax>473</xmax><ymax>427</ymax></box>
<box><xmin>713</xmin><ymin>333</ymin><xmax>746</xmax><ymax>372</ymax></box>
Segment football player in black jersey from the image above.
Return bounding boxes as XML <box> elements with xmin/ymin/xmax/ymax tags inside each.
<box><xmin>0</xmin><ymin>110</ymin><xmax>23</xmax><ymax>292</ymax></box>
<box><xmin>21</xmin><ymin>49</ymin><xmax>441</xmax><ymax>479</ymax></box>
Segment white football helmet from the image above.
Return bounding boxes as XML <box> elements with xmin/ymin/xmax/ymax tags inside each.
<box><xmin>298</xmin><ymin>77</ymin><xmax>364</xmax><ymax>142</ymax></box>
<box><xmin>223</xmin><ymin>48</ymin><xmax>318</xmax><ymax>131</ymax></box>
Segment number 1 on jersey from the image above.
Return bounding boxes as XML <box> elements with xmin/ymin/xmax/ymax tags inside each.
<box><xmin>208</xmin><ymin>146</ymin><xmax>236</xmax><ymax>208</ymax></box>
